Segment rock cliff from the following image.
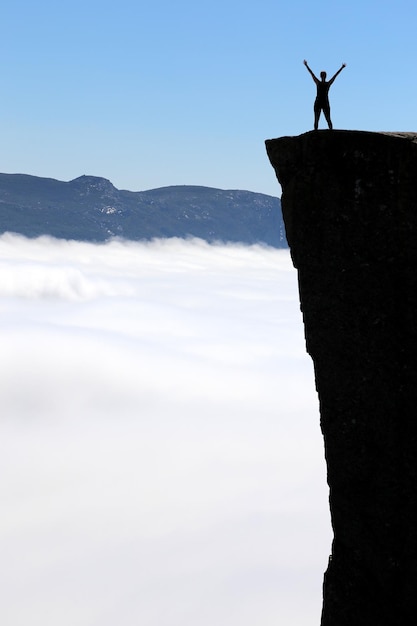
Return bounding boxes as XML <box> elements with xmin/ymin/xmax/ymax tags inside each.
<box><xmin>266</xmin><ymin>130</ymin><xmax>417</xmax><ymax>625</ymax></box>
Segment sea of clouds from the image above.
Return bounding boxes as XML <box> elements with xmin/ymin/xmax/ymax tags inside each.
<box><xmin>0</xmin><ymin>234</ymin><xmax>331</xmax><ymax>626</ymax></box>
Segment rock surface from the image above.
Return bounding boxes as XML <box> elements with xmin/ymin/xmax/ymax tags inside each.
<box><xmin>266</xmin><ymin>130</ymin><xmax>417</xmax><ymax>625</ymax></box>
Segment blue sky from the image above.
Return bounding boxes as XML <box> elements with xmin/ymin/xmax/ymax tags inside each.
<box><xmin>1</xmin><ymin>0</ymin><xmax>417</xmax><ymax>195</ymax></box>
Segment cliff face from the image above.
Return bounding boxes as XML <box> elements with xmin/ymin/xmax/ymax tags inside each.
<box><xmin>266</xmin><ymin>131</ymin><xmax>417</xmax><ymax>625</ymax></box>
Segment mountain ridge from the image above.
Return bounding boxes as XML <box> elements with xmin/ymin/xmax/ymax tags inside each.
<box><xmin>0</xmin><ymin>173</ymin><xmax>285</xmax><ymax>247</ymax></box>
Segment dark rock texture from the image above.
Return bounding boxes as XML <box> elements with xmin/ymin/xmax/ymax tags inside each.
<box><xmin>0</xmin><ymin>174</ymin><xmax>286</xmax><ymax>246</ymax></box>
<box><xmin>266</xmin><ymin>130</ymin><xmax>417</xmax><ymax>625</ymax></box>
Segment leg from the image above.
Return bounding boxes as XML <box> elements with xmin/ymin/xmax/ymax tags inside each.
<box><xmin>323</xmin><ymin>105</ymin><xmax>333</xmax><ymax>130</ymax></box>
<box><xmin>314</xmin><ymin>104</ymin><xmax>321</xmax><ymax>131</ymax></box>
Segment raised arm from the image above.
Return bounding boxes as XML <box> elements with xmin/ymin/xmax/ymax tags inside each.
<box><xmin>304</xmin><ymin>59</ymin><xmax>319</xmax><ymax>84</ymax></box>
<box><xmin>329</xmin><ymin>63</ymin><xmax>346</xmax><ymax>85</ymax></box>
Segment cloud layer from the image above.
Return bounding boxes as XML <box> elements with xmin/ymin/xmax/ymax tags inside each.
<box><xmin>0</xmin><ymin>235</ymin><xmax>331</xmax><ymax>626</ymax></box>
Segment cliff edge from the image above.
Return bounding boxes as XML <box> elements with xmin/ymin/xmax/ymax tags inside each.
<box><xmin>266</xmin><ymin>130</ymin><xmax>417</xmax><ymax>625</ymax></box>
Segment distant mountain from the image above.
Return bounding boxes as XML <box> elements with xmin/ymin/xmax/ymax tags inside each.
<box><xmin>0</xmin><ymin>173</ymin><xmax>286</xmax><ymax>247</ymax></box>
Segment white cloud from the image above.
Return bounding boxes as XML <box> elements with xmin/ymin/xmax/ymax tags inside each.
<box><xmin>0</xmin><ymin>234</ymin><xmax>331</xmax><ymax>626</ymax></box>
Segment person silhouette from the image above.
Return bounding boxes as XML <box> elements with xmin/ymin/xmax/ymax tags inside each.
<box><xmin>303</xmin><ymin>60</ymin><xmax>346</xmax><ymax>130</ymax></box>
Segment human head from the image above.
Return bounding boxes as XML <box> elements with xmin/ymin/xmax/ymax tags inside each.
<box><xmin>320</xmin><ymin>71</ymin><xmax>327</xmax><ymax>80</ymax></box>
